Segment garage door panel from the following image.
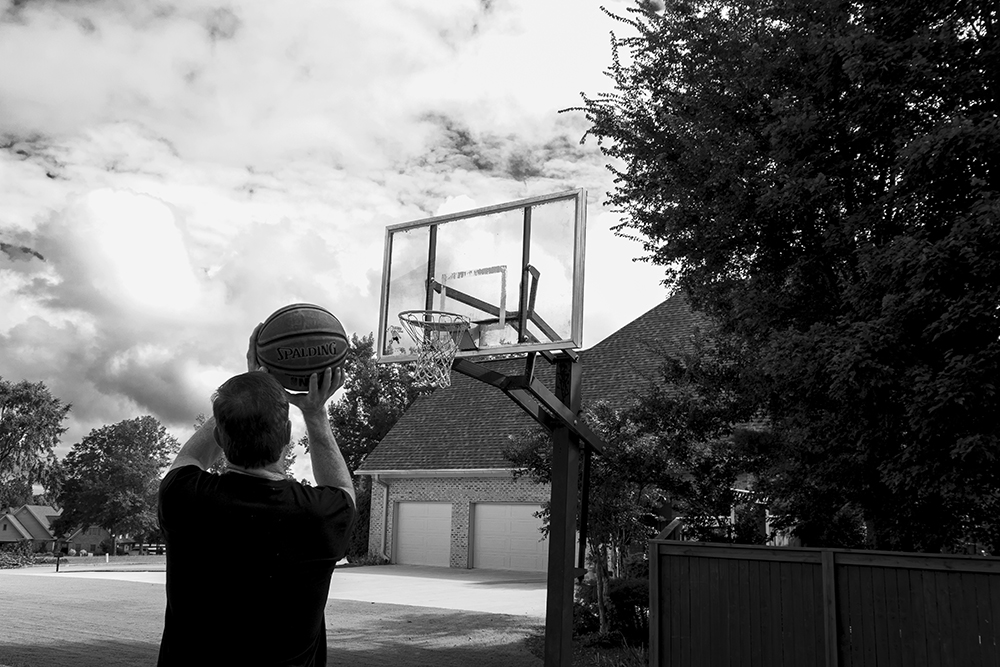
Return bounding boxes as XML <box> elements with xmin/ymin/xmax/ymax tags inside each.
<box><xmin>395</xmin><ymin>502</ymin><xmax>451</xmax><ymax>567</ymax></box>
<box><xmin>473</xmin><ymin>503</ymin><xmax>548</xmax><ymax>572</ymax></box>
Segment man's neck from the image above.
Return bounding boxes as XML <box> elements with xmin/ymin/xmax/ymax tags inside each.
<box><xmin>226</xmin><ymin>462</ymin><xmax>286</xmax><ymax>480</ymax></box>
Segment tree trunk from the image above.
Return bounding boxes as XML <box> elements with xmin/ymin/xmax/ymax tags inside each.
<box><xmin>595</xmin><ymin>542</ymin><xmax>612</xmax><ymax>637</ymax></box>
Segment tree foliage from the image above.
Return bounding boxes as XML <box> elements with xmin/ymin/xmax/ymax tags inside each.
<box><xmin>322</xmin><ymin>333</ymin><xmax>419</xmax><ymax>473</ymax></box>
<box><xmin>0</xmin><ymin>377</ymin><xmax>70</xmax><ymax>510</ymax></box>
<box><xmin>578</xmin><ymin>0</ymin><xmax>999</xmax><ymax>552</ymax></box>
<box><xmin>52</xmin><ymin>416</ymin><xmax>179</xmax><ymax>552</ymax></box>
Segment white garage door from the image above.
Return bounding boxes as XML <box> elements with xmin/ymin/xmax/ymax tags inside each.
<box><xmin>394</xmin><ymin>502</ymin><xmax>451</xmax><ymax>567</ymax></box>
<box><xmin>473</xmin><ymin>503</ymin><xmax>548</xmax><ymax>572</ymax></box>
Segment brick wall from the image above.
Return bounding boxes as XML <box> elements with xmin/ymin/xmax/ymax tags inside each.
<box><xmin>367</xmin><ymin>473</ymin><xmax>550</xmax><ymax>568</ymax></box>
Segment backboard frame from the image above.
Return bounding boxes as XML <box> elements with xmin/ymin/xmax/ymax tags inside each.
<box><xmin>377</xmin><ymin>189</ymin><xmax>587</xmax><ymax>363</ymax></box>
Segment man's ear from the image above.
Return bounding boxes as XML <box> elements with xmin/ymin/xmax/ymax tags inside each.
<box><xmin>214</xmin><ymin>425</ymin><xmax>227</xmax><ymax>449</ymax></box>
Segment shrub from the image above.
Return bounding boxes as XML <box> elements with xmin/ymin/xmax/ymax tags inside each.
<box><xmin>67</xmin><ymin>549</ymin><xmax>77</xmax><ymax>556</ymax></box>
<box><xmin>345</xmin><ymin>483</ymin><xmax>372</xmax><ymax>559</ymax></box>
<box><xmin>347</xmin><ymin>552</ymin><xmax>389</xmax><ymax>567</ymax></box>
<box><xmin>607</xmin><ymin>578</ymin><xmax>649</xmax><ymax>647</ymax></box>
<box><xmin>574</xmin><ymin>577</ymin><xmax>650</xmax><ymax>647</ymax></box>
<box><xmin>0</xmin><ymin>541</ymin><xmax>36</xmax><ymax>569</ymax></box>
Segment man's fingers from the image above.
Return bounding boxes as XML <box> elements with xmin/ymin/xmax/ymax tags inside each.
<box><xmin>319</xmin><ymin>367</ymin><xmax>334</xmax><ymax>395</ymax></box>
<box><xmin>247</xmin><ymin>322</ymin><xmax>265</xmax><ymax>373</ymax></box>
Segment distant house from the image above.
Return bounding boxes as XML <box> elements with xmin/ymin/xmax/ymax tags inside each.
<box><xmin>0</xmin><ymin>504</ymin><xmax>112</xmax><ymax>554</ymax></box>
<box><xmin>0</xmin><ymin>505</ymin><xmax>61</xmax><ymax>552</ymax></box>
<box><xmin>356</xmin><ymin>293</ymin><xmax>707</xmax><ymax>571</ymax></box>
<box><xmin>63</xmin><ymin>524</ymin><xmax>113</xmax><ymax>555</ymax></box>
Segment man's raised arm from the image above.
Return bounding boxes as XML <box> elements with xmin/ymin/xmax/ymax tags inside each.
<box><xmin>289</xmin><ymin>368</ymin><xmax>355</xmax><ymax>505</ymax></box>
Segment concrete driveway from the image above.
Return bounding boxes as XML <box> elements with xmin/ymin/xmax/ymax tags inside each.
<box><xmin>5</xmin><ymin>563</ymin><xmax>547</xmax><ymax>617</ymax></box>
<box><xmin>330</xmin><ymin>565</ymin><xmax>546</xmax><ymax>616</ymax></box>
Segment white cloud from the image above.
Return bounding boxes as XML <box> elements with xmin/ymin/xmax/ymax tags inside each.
<box><xmin>0</xmin><ymin>0</ymin><xmax>667</xmax><ymax>483</ymax></box>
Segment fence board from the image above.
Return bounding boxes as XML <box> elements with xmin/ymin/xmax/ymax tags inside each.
<box><xmin>910</xmin><ymin>568</ymin><xmax>931</xmax><ymax>667</ymax></box>
<box><xmin>953</xmin><ymin>572</ymin><xmax>975</xmax><ymax>667</ymax></box>
<box><xmin>861</xmin><ymin>566</ymin><xmax>880</xmax><ymax>666</ymax></box>
<box><xmin>881</xmin><ymin>563</ymin><xmax>903</xmax><ymax>667</ymax></box>
<box><xmin>708</xmin><ymin>557</ymin><xmax>723</xmax><ymax>666</ymax></box>
<box><xmin>987</xmin><ymin>573</ymin><xmax>1000</xmax><ymax>665</ymax></box>
<box><xmin>729</xmin><ymin>561</ymin><xmax>750</xmax><ymax>667</ymax></box>
<box><xmin>896</xmin><ymin>568</ymin><xmax>915</xmax><ymax>667</ymax></box>
<box><xmin>844</xmin><ymin>564</ymin><xmax>863</xmax><ymax>667</ymax></box>
<box><xmin>789</xmin><ymin>563</ymin><xmax>808</xmax><ymax>664</ymax></box>
<box><xmin>936</xmin><ymin>570</ymin><xmax>955</xmax><ymax>667</ymax></box>
<box><xmin>667</xmin><ymin>554</ymin><xmax>685</xmax><ymax>666</ymax></box>
<box><xmin>923</xmin><ymin>567</ymin><xmax>943</xmax><ymax>667</ymax></box>
<box><xmin>747</xmin><ymin>559</ymin><xmax>762</xmax><ymax>666</ymax></box>
<box><xmin>649</xmin><ymin>538</ymin><xmax>660</xmax><ymax>667</ymax></box>
<box><xmin>759</xmin><ymin>557</ymin><xmax>778</xmax><ymax>666</ymax></box>
<box><xmin>691</xmin><ymin>558</ymin><xmax>712</xmax><ymax>665</ymax></box>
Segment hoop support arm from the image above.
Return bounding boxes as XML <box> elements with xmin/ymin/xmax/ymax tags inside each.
<box><xmin>451</xmin><ymin>357</ymin><xmax>605</xmax><ymax>454</ymax></box>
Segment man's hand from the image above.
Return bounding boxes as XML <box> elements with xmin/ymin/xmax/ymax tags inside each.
<box><xmin>286</xmin><ymin>367</ymin><xmax>344</xmax><ymax>415</ymax></box>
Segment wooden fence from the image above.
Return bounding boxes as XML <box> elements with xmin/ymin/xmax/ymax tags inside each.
<box><xmin>649</xmin><ymin>540</ymin><xmax>1000</xmax><ymax>667</ymax></box>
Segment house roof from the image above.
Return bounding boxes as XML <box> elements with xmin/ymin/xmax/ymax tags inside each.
<box><xmin>358</xmin><ymin>292</ymin><xmax>709</xmax><ymax>473</ymax></box>
<box><xmin>10</xmin><ymin>504</ymin><xmax>61</xmax><ymax>541</ymax></box>
<box><xmin>0</xmin><ymin>513</ymin><xmax>33</xmax><ymax>540</ymax></box>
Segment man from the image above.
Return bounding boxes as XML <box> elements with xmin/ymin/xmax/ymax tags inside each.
<box><xmin>157</xmin><ymin>328</ymin><xmax>356</xmax><ymax>666</ymax></box>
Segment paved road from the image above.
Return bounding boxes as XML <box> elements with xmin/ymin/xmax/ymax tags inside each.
<box><xmin>0</xmin><ymin>565</ymin><xmax>546</xmax><ymax>667</ymax></box>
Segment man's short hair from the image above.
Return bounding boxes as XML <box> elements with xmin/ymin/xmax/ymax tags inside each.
<box><xmin>212</xmin><ymin>372</ymin><xmax>290</xmax><ymax>468</ymax></box>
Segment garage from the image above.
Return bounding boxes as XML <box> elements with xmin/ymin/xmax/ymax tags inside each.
<box><xmin>472</xmin><ymin>503</ymin><xmax>548</xmax><ymax>572</ymax></box>
<box><xmin>393</xmin><ymin>502</ymin><xmax>452</xmax><ymax>566</ymax></box>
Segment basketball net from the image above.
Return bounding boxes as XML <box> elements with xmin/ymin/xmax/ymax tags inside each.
<box><xmin>398</xmin><ymin>310</ymin><xmax>471</xmax><ymax>388</ymax></box>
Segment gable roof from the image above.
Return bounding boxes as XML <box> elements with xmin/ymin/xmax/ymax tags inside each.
<box><xmin>0</xmin><ymin>513</ymin><xmax>33</xmax><ymax>540</ymax></box>
<box><xmin>10</xmin><ymin>504</ymin><xmax>61</xmax><ymax>541</ymax></box>
<box><xmin>358</xmin><ymin>292</ymin><xmax>710</xmax><ymax>473</ymax></box>
<box><xmin>580</xmin><ymin>291</ymin><xmax>709</xmax><ymax>407</ymax></box>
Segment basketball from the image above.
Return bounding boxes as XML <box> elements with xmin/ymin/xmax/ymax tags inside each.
<box><xmin>255</xmin><ymin>303</ymin><xmax>350</xmax><ymax>391</ymax></box>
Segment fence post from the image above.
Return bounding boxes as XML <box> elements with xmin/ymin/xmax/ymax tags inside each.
<box><xmin>821</xmin><ymin>550</ymin><xmax>839</xmax><ymax>667</ymax></box>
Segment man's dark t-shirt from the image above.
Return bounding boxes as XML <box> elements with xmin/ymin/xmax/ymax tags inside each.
<box><xmin>157</xmin><ymin>466</ymin><xmax>355</xmax><ymax>666</ymax></box>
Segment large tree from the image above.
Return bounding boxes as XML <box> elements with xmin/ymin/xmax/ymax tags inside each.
<box><xmin>52</xmin><ymin>416</ymin><xmax>179</xmax><ymax>554</ymax></box>
<box><xmin>578</xmin><ymin>0</ymin><xmax>999</xmax><ymax>552</ymax></box>
<box><xmin>0</xmin><ymin>378</ymin><xmax>70</xmax><ymax>510</ymax></box>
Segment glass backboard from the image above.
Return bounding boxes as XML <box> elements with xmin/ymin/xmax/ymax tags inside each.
<box><xmin>377</xmin><ymin>189</ymin><xmax>586</xmax><ymax>362</ymax></box>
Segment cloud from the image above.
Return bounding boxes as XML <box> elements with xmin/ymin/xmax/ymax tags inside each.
<box><xmin>0</xmin><ymin>0</ymin><xmax>670</xmax><ymax>479</ymax></box>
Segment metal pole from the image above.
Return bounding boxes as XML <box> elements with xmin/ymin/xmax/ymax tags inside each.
<box><xmin>544</xmin><ymin>356</ymin><xmax>582</xmax><ymax>667</ymax></box>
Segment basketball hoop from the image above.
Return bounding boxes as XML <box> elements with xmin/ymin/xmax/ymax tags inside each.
<box><xmin>398</xmin><ymin>310</ymin><xmax>471</xmax><ymax>388</ymax></box>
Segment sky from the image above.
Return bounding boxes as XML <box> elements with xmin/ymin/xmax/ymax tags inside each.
<box><xmin>0</xmin><ymin>0</ymin><xmax>670</xmax><ymax>482</ymax></box>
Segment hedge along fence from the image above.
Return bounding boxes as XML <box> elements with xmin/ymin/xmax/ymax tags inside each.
<box><xmin>649</xmin><ymin>540</ymin><xmax>1000</xmax><ymax>667</ymax></box>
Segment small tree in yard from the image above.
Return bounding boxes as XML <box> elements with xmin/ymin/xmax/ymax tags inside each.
<box><xmin>52</xmin><ymin>416</ymin><xmax>179</xmax><ymax>555</ymax></box>
<box><xmin>504</xmin><ymin>405</ymin><xmax>677</xmax><ymax>640</ymax></box>
<box><xmin>301</xmin><ymin>333</ymin><xmax>418</xmax><ymax>558</ymax></box>
<box><xmin>504</xmin><ymin>327</ymin><xmax>769</xmax><ymax>640</ymax></box>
